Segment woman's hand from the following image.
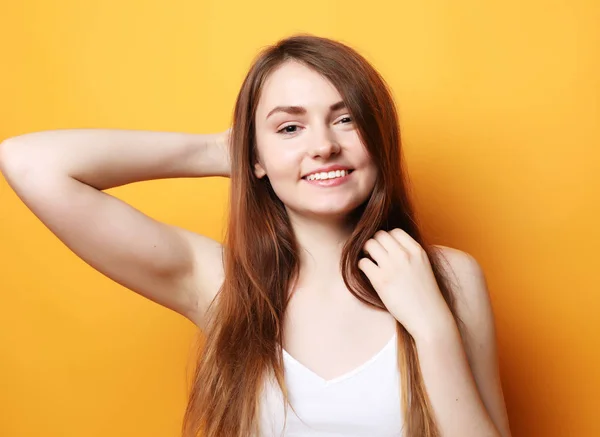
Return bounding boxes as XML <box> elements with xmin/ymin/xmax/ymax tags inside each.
<box><xmin>358</xmin><ymin>228</ymin><xmax>455</xmax><ymax>341</ymax></box>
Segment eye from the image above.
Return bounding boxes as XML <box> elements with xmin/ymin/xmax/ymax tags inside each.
<box><xmin>337</xmin><ymin>116</ymin><xmax>352</xmax><ymax>124</ymax></box>
<box><xmin>277</xmin><ymin>124</ymin><xmax>301</xmax><ymax>135</ymax></box>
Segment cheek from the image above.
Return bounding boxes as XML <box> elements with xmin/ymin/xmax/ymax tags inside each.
<box><xmin>358</xmin><ymin>154</ymin><xmax>378</xmax><ymax>189</ymax></box>
<box><xmin>266</xmin><ymin>154</ymin><xmax>300</xmax><ymax>180</ymax></box>
<box><xmin>353</xmin><ymin>143</ymin><xmax>376</xmax><ymax>172</ymax></box>
<box><xmin>259</xmin><ymin>141</ymin><xmax>303</xmax><ymax>178</ymax></box>
<box><xmin>366</xmin><ymin>165</ymin><xmax>378</xmax><ymax>190</ymax></box>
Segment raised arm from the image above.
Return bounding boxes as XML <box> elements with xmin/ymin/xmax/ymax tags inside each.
<box><xmin>0</xmin><ymin>128</ymin><xmax>231</xmax><ymax>328</ymax></box>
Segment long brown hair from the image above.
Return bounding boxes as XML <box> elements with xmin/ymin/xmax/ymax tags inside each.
<box><xmin>182</xmin><ymin>34</ymin><xmax>461</xmax><ymax>437</ymax></box>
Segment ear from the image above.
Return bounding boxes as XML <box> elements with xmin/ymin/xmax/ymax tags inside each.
<box><xmin>254</xmin><ymin>161</ymin><xmax>267</xmax><ymax>178</ymax></box>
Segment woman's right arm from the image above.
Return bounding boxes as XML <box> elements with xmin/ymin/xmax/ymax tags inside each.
<box><xmin>0</xmin><ymin>129</ymin><xmax>231</xmax><ymax>328</ymax></box>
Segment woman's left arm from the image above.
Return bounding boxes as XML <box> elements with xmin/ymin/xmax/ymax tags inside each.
<box><xmin>415</xmin><ymin>246</ymin><xmax>512</xmax><ymax>437</ymax></box>
<box><xmin>359</xmin><ymin>232</ymin><xmax>512</xmax><ymax>437</ymax></box>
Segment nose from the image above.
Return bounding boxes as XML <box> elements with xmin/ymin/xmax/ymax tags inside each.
<box><xmin>309</xmin><ymin>128</ymin><xmax>341</xmax><ymax>159</ymax></box>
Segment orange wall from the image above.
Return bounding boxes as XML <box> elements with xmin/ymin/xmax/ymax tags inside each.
<box><xmin>1</xmin><ymin>1</ymin><xmax>598</xmax><ymax>436</ymax></box>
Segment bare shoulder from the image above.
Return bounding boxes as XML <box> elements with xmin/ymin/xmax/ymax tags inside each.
<box><xmin>429</xmin><ymin>244</ymin><xmax>496</xmax><ymax>346</ymax></box>
<box><xmin>431</xmin><ymin>245</ymin><xmax>512</xmax><ymax>437</ymax></box>
<box><xmin>430</xmin><ymin>244</ymin><xmax>490</xmax><ymax>317</ymax></box>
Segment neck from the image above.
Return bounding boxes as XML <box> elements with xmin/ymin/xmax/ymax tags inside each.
<box><xmin>287</xmin><ymin>210</ymin><xmax>354</xmax><ymax>286</ymax></box>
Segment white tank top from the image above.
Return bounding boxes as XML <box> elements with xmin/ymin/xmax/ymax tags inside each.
<box><xmin>259</xmin><ymin>332</ymin><xmax>404</xmax><ymax>436</ymax></box>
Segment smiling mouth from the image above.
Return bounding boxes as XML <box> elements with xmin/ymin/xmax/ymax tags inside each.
<box><xmin>302</xmin><ymin>169</ymin><xmax>354</xmax><ymax>181</ymax></box>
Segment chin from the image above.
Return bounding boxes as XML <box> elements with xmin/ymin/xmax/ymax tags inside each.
<box><xmin>294</xmin><ymin>199</ymin><xmax>367</xmax><ymax>220</ymax></box>
<box><xmin>277</xmin><ymin>187</ymin><xmax>373</xmax><ymax>221</ymax></box>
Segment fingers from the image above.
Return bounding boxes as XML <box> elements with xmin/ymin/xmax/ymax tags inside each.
<box><xmin>363</xmin><ymin>238</ymin><xmax>387</xmax><ymax>266</ymax></box>
<box><xmin>361</xmin><ymin>228</ymin><xmax>422</xmax><ymax>269</ymax></box>
<box><xmin>358</xmin><ymin>256</ymin><xmax>378</xmax><ymax>277</ymax></box>
<box><xmin>388</xmin><ymin>228</ymin><xmax>425</xmax><ymax>256</ymax></box>
<box><xmin>373</xmin><ymin>230</ymin><xmax>406</xmax><ymax>255</ymax></box>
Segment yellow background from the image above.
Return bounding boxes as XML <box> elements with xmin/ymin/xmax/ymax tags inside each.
<box><xmin>1</xmin><ymin>1</ymin><xmax>598</xmax><ymax>436</ymax></box>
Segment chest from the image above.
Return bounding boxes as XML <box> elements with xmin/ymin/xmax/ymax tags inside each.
<box><xmin>281</xmin><ymin>282</ymin><xmax>398</xmax><ymax>382</ymax></box>
<box><xmin>259</xmin><ymin>332</ymin><xmax>403</xmax><ymax>436</ymax></box>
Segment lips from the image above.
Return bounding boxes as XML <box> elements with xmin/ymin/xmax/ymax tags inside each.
<box><xmin>301</xmin><ymin>166</ymin><xmax>354</xmax><ymax>179</ymax></box>
<box><xmin>302</xmin><ymin>169</ymin><xmax>354</xmax><ymax>187</ymax></box>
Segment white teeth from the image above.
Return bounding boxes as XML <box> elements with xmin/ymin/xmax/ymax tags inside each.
<box><xmin>305</xmin><ymin>169</ymin><xmax>350</xmax><ymax>181</ymax></box>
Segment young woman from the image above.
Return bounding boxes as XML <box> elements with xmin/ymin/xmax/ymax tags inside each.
<box><xmin>0</xmin><ymin>35</ymin><xmax>511</xmax><ymax>437</ymax></box>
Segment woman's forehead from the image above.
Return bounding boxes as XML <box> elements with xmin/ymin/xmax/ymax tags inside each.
<box><xmin>256</xmin><ymin>62</ymin><xmax>343</xmax><ymax>119</ymax></box>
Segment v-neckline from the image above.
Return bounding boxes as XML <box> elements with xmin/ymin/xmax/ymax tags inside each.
<box><xmin>281</xmin><ymin>332</ymin><xmax>397</xmax><ymax>386</ymax></box>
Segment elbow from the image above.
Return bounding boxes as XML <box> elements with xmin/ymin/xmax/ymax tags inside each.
<box><xmin>0</xmin><ymin>137</ymin><xmax>40</xmax><ymax>185</ymax></box>
<box><xmin>0</xmin><ymin>137</ymin><xmax>25</xmax><ymax>174</ymax></box>
<box><xmin>0</xmin><ymin>137</ymin><xmax>18</xmax><ymax>176</ymax></box>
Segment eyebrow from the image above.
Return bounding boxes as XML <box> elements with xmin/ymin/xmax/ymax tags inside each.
<box><xmin>266</xmin><ymin>100</ymin><xmax>347</xmax><ymax>119</ymax></box>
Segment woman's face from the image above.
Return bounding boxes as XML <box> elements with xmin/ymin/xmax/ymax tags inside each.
<box><xmin>253</xmin><ymin>60</ymin><xmax>378</xmax><ymax>220</ymax></box>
